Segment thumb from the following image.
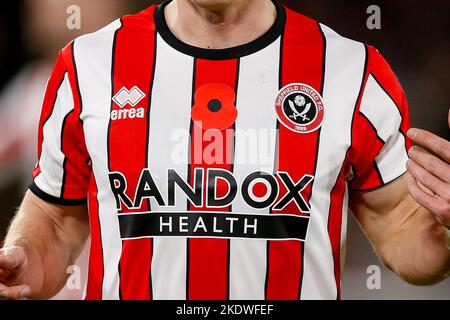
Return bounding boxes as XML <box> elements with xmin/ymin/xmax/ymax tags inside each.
<box><xmin>0</xmin><ymin>246</ymin><xmax>26</xmax><ymax>271</ymax></box>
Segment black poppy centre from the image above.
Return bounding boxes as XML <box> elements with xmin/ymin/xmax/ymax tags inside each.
<box><xmin>207</xmin><ymin>99</ymin><xmax>222</xmax><ymax>112</ymax></box>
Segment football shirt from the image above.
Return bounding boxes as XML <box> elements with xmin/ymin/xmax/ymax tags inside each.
<box><xmin>31</xmin><ymin>0</ymin><xmax>410</xmax><ymax>300</ymax></box>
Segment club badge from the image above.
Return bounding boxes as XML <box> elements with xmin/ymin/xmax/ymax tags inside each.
<box><xmin>275</xmin><ymin>83</ymin><xmax>325</xmax><ymax>134</ymax></box>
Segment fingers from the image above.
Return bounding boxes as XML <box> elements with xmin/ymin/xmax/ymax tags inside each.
<box><xmin>407</xmin><ymin>175</ymin><xmax>450</xmax><ymax>225</ymax></box>
<box><xmin>408</xmin><ymin>146</ymin><xmax>450</xmax><ymax>183</ymax></box>
<box><xmin>0</xmin><ymin>284</ymin><xmax>30</xmax><ymax>300</ymax></box>
<box><xmin>407</xmin><ymin>126</ymin><xmax>450</xmax><ymax>226</ymax></box>
<box><xmin>0</xmin><ymin>269</ymin><xmax>12</xmax><ymax>281</ymax></box>
<box><xmin>0</xmin><ymin>247</ymin><xmax>31</xmax><ymax>300</ymax></box>
<box><xmin>406</xmin><ymin>159</ymin><xmax>449</xmax><ymax>197</ymax></box>
<box><xmin>408</xmin><ymin>128</ymin><xmax>450</xmax><ymax>163</ymax></box>
<box><xmin>0</xmin><ymin>246</ymin><xmax>26</xmax><ymax>271</ymax></box>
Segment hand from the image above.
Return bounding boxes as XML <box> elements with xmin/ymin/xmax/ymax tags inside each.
<box><xmin>0</xmin><ymin>246</ymin><xmax>31</xmax><ymax>299</ymax></box>
<box><xmin>406</xmin><ymin>110</ymin><xmax>450</xmax><ymax>228</ymax></box>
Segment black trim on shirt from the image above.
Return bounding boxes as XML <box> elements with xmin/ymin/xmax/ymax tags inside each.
<box><xmin>29</xmin><ymin>182</ymin><xmax>87</xmax><ymax>206</ymax></box>
<box><xmin>60</xmin><ymin>109</ymin><xmax>75</xmax><ymax>198</ymax></box>
<box><xmin>154</xmin><ymin>0</ymin><xmax>286</xmax><ymax>60</ymax></box>
<box><xmin>372</xmin><ymin>159</ymin><xmax>385</xmax><ymax>185</ymax></box>
<box><xmin>350</xmin><ymin>171</ymin><xmax>407</xmax><ymax>193</ymax></box>
<box><xmin>185</xmin><ymin>57</ymin><xmax>197</xmax><ymax>301</ymax></box>
<box><xmin>358</xmin><ymin>110</ymin><xmax>386</xmax><ymax>145</ymax></box>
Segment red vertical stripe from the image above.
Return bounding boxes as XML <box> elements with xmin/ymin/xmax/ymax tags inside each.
<box><xmin>326</xmin><ymin>152</ymin><xmax>351</xmax><ymax>300</ymax></box>
<box><xmin>108</xmin><ymin>8</ymin><xmax>156</xmax><ymax>300</ymax></box>
<box><xmin>265</xmin><ymin>9</ymin><xmax>325</xmax><ymax>300</ymax></box>
<box><xmin>57</xmin><ymin>43</ymin><xmax>90</xmax><ymax>199</ymax></box>
<box><xmin>187</xmin><ymin>58</ymin><xmax>238</xmax><ymax>300</ymax></box>
<box><xmin>85</xmin><ymin>173</ymin><xmax>104</xmax><ymax>300</ymax></box>
<box><xmin>34</xmin><ymin>54</ymin><xmax>67</xmax><ymax>173</ymax></box>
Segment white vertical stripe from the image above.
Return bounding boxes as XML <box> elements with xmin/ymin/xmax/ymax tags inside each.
<box><xmin>360</xmin><ymin>75</ymin><xmax>408</xmax><ymax>182</ymax></box>
<box><xmin>375</xmin><ymin>131</ymin><xmax>408</xmax><ymax>183</ymax></box>
<box><xmin>301</xmin><ymin>24</ymin><xmax>366</xmax><ymax>300</ymax></box>
<box><xmin>340</xmin><ymin>185</ymin><xmax>349</xmax><ymax>282</ymax></box>
<box><xmin>149</xmin><ymin>34</ymin><xmax>194</xmax><ymax>300</ymax></box>
<box><xmin>360</xmin><ymin>75</ymin><xmax>402</xmax><ymax>142</ymax></box>
<box><xmin>35</xmin><ymin>73</ymin><xmax>73</xmax><ymax>196</ymax></box>
<box><xmin>76</xmin><ymin>19</ymin><xmax>123</xmax><ymax>300</ymax></box>
<box><xmin>229</xmin><ymin>38</ymin><xmax>280</xmax><ymax>300</ymax></box>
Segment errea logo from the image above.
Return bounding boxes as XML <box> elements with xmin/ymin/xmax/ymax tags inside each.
<box><xmin>111</xmin><ymin>86</ymin><xmax>145</xmax><ymax>120</ymax></box>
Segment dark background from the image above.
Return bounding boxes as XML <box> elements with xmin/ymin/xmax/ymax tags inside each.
<box><xmin>0</xmin><ymin>0</ymin><xmax>448</xmax><ymax>299</ymax></box>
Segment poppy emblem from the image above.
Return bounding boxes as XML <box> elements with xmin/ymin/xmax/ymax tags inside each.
<box><xmin>191</xmin><ymin>83</ymin><xmax>238</xmax><ymax>130</ymax></box>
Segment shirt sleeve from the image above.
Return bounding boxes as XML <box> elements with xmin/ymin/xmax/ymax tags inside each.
<box><xmin>30</xmin><ymin>44</ymin><xmax>91</xmax><ymax>205</ymax></box>
<box><xmin>349</xmin><ymin>45</ymin><xmax>411</xmax><ymax>191</ymax></box>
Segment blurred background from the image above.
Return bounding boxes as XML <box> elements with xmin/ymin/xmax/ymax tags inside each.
<box><xmin>0</xmin><ymin>0</ymin><xmax>448</xmax><ymax>299</ymax></box>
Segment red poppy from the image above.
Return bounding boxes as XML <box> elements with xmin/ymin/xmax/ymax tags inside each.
<box><xmin>191</xmin><ymin>83</ymin><xmax>238</xmax><ymax>130</ymax></box>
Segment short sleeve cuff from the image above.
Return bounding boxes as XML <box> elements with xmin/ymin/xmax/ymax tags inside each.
<box><xmin>350</xmin><ymin>170</ymin><xmax>407</xmax><ymax>192</ymax></box>
<box><xmin>29</xmin><ymin>182</ymin><xmax>87</xmax><ymax>206</ymax></box>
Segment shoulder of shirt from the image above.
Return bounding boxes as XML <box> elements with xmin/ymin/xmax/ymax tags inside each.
<box><xmin>285</xmin><ymin>6</ymin><xmax>382</xmax><ymax>58</ymax></box>
<box><xmin>61</xmin><ymin>5</ymin><xmax>157</xmax><ymax>57</ymax></box>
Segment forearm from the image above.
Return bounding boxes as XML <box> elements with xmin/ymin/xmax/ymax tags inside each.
<box><xmin>381</xmin><ymin>206</ymin><xmax>450</xmax><ymax>285</ymax></box>
<box><xmin>3</xmin><ymin>192</ymin><xmax>88</xmax><ymax>298</ymax></box>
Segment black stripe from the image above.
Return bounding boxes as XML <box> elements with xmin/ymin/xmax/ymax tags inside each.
<box><xmin>107</xmin><ymin>20</ymin><xmax>122</xmax><ymax>173</ymax></box>
<box><xmin>185</xmin><ymin>233</ymin><xmax>190</xmax><ymax>301</ymax></box>
<box><xmin>373</xmin><ymin>159</ymin><xmax>385</xmax><ymax>185</ymax></box>
<box><xmin>347</xmin><ymin>44</ymin><xmax>370</xmax><ymax>193</ymax></box>
<box><xmin>185</xmin><ymin>57</ymin><xmax>197</xmax><ymax>301</ymax></box>
<box><xmin>226</xmin><ymin>58</ymin><xmax>240</xmax><ymax>301</ymax></box>
<box><xmin>70</xmin><ymin>42</ymin><xmax>85</xmax><ymax>123</ymax></box>
<box><xmin>70</xmin><ymin>40</ymin><xmax>104</xmax><ymax>299</ymax></box>
<box><xmin>41</xmin><ymin>72</ymin><xmax>66</xmax><ymax>135</ymax></box>
<box><xmin>264</xmin><ymin>18</ymin><xmax>285</xmax><ymax>300</ymax></box>
<box><xmin>329</xmin><ymin>44</ymin><xmax>369</xmax><ymax>300</ymax></box>
<box><xmin>358</xmin><ymin>110</ymin><xmax>386</xmax><ymax>145</ymax></box>
<box><xmin>318</xmin><ymin>23</ymin><xmax>327</xmax><ymax>95</ymax></box>
<box><xmin>38</xmin><ymin>69</ymin><xmax>65</xmax><ymax>194</ymax></box>
<box><xmin>349</xmin><ymin>44</ymin><xmax>370</xmax><ymax>148</ymax></box>
<box><xmin>230</xmin><ymin>58</ymin><xmax>240</xmax><ymax>175</ymax></box>
<box><xmin>67</xmin><ymin>41</ymin><xmax>92</xmax><ymax>195</ymax></box>
<box><xmin>107</xmin><ymin>18</ymin><xmax>123</xmax><ymax>300</ymax></box>
<box><xmin>351</xmin><ymin>164</ymin><xmax>358</xmax><ymax>180</ymax></box>
<box><xmin>297</xmin><ymin>128</ymin><xmax>322</xmax><ymax>299</ymax></box>
<box><xmin>145</xmin><ymin>28</ymin><xmax>158</xmax><ymax>301</ymax></box>
<box><xmin>29</xmin><ymin>182</ymin><xmax>87</xmax><ymax>206</ymax></box>
<box><xmin>355</xmin><ymin>45</ymin><xmax>370</xmax><ymax>109</ymax></box>
<box><xmin>325</xmin><ymin>43</ymin><xmax>368</xmax><ymax>294</ymax></box>
<box><xmin>60</xmin><ymin>109</ymin><xmax>75</xmax><ymax>198</ymax></box>
<box><xmin>351</xmin><ymin>172</ymin><xmax>406</xmax><ymax>192</ymax></box>
<box><xmin>325</xmin><ymin>148</ymin><xmax>351</xmax><ymax>301</ymax></box>
<box><xmin>370</xmin><ymin>72</ymin><xmax>403</xmax><ymax>117</ymax></box>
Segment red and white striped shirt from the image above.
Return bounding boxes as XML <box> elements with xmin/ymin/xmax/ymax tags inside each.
<box><xmin>31</xmin><ymin>1</ymin><xmax>411</xmax><ymax>300</ymax></box>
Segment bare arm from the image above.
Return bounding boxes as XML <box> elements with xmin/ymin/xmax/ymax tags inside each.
<box><xmin>350</xmin><ymin>118</ymin><xmax>450</xmax><ymax>285</ymax></box>
<box><xmin>0</xmin><ymin>191</ymin><xmax>89</xmax><ymax>299</ymax></box>
<box><xmin>350</xmin><ymin>175</ymin><xmax>449</xmax><ymax>285</ymax></box>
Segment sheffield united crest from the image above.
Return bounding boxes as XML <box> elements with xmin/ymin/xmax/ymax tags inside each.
<box><xmin>275</xmin><ymin>83</ymin><xmax>325</xmax><ymax>134</ymax></box>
